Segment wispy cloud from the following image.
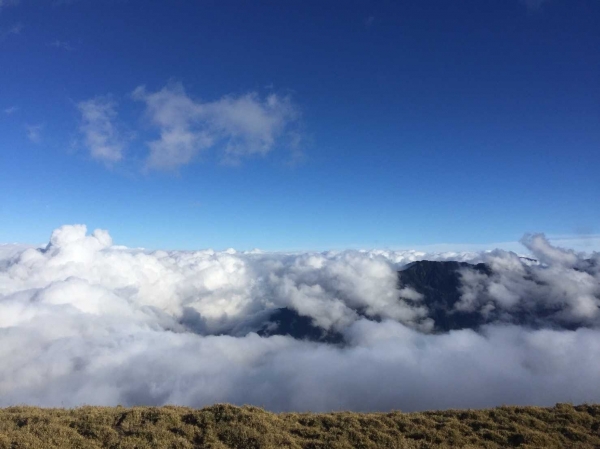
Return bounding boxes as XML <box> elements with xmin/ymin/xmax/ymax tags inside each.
<box><xmin>0</xmin><ymin>22</ymin><xmax>22</xmax><ymax>40</ymax></box>
<box><xmin>365</xmin><ymin>16</ymin><xmax>375</xmax><ymax>27</ymax></box>
<box><xmin>52</xmin><ymin>0</ymin><xmax>80</xmax><ymax>5</ymax></box>
<box><xmin>521</xmin><ymin>0</ymin><xmax>549</xmax><ymax>11</ymax></box>
<box><xmin>48</xmin><ymin>39</ymin><xmax>74</xmax><ymax>51</ymax></box>
<box><xmin>3</xmin><ymin>106</ymin><xmax>18</xmax><ymax>115</ymax></box>
<box><xmin>132</xmin><ymin>82</ymin><xmax>301</xmax><ymax>170</ymax></box>
<box><xmin>26</xmin><ymin>124</ymin><xmax>43</xmax><ymax>143</ymax></box>
<box><xmin>0</xmin><ymin>0</ymin><xmax>20</xmax><ymax>11</ymax></box>
<box><xmin>77</xmin><ymin>97</ymin><xmax>127</xmax><ymax>163</ymax></box>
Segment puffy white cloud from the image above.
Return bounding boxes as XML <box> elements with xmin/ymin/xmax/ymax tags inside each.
<box><xmin>1</xmin><ymin>225</ymin><xmax>599</xmax><ymax>411</ymax></box>
<box><xmin>456</xmin><ymin>236</ymin><xmax>600</xmax><ymax>325</ymax></box>
<box><xmin>77</xmin><ymin>96</ymin><xmax>127</xmax><ymax>163</ymax></box>
<box><xmin>133</xmin><ymin>82</ymin><xmax>300</xmax><ymax>169</ymax></box>
<box><xmin>521</xmin><ymin>233</ymin><xmax>580</xmax><ymax>267</ymax></box>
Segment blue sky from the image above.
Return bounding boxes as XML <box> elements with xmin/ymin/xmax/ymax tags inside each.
<box><xmin>1</xmin><ymin>0</ymin><xmax>598</xmax><ymax>251</ymax></box>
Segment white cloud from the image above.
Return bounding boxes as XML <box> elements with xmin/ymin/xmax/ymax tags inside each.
<box><xmin>0</xmin><ymin>225</ymin><xmax>599</xmax><ymax>411</ymax></box>
<box><xmin>0</xmin><ymin>243</ymin><xmax>35</xmax><ymax>261</ymax></box>
<box><xmin>3</xmin><ymin>106</ymin><xmax>17</xmax><ymax>115</ymax></box>
<box><xmin>133</xmin><ymin>82</ymin><xmax>301</xmax><ymax>169</ymax></box>
<box><xmin>456</xmin><ymin>235</ymin><xmax>600</xmax><ymax>325</ymax></box>
<box><xmin>26</xmin><ymin>123</ymin><xmax>42</xmax><ymax>143</ymax></box>
<box><xmin>521</xmin><ymin>232</ymin><xmax>579</xmax><ymax>267</ymax></box>
<box><xmin>77</xmin><ymin>96</ymin><xmax>126</xmax><ymax>163</ymax></box>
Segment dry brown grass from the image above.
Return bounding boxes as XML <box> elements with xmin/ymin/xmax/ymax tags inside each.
<box><xmin>1</xmin><ymin>402</ymin><xmax>599</xmax><ymax>448</ymax></box>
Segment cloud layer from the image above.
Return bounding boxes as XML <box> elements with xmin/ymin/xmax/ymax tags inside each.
<box><xmin>0</xmin><ymin>225</ymin><xmax>599</xmax><ymax>411</ymax></box>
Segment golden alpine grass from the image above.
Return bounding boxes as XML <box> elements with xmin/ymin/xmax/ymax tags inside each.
<box><xmin>1</xmin><ymin>402</ymin><xmax>599</xmax><ymax>448</ymax></box>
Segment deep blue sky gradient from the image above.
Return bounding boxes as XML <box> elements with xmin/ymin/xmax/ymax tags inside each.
<box><xmin>1</xmin><ymin>0</ymin><xmax>599</xmax><ymax>250</ymax></box>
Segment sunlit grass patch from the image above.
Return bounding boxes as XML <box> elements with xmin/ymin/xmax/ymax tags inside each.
<box><xmin>1</xmin><ymin>403</ymin><xmax>599</xmax><ymax>448</ymax></box>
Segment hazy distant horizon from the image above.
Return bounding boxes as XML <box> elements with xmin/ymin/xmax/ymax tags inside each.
<box><xmin>3</xmin><ymin>229</ymin><xmax>600</xmax><ymax>255</ymax></box>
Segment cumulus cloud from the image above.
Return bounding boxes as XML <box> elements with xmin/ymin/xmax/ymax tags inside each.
<box><xmin>133</xmin><ymin>82</ymin><xmax>301</xmax><ymax>169</ymax></box>
<box><xmin>77</xmin><ymin>96</ymin><xmax>126</xmax><ymax>163</ymax></box>
<box><xmin>0</xmin><ymin>244</ymin><xmax>34</xmax><ymax>263</ymax></box>
<box><xmin>455</xmin><ymin>235</ymin><xmax>600</xmax><ymax>327</ymax></box>
<box><xmin>0</xmin><ymin>225</ymin><xmax>599</xmax><ymax>411</ymax></box>
<box><xmin>521</xmin><ymin>232</ymin><xmax>579</xmax><ymax>267</ymax></box>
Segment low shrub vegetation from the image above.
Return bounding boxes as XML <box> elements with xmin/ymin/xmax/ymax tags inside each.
<box><xmin>1</xmin><ymin>402</ymin><xmax>599</xmax><ymax>448</ymax></box>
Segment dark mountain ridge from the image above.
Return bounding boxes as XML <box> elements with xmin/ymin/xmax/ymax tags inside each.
<box><xmin>398</xmin><ymin>259</ymin><xmax>598</xmax><ymax>333</ymax></box>
<box><xmin>398</xmin><ymin>260</ymin><xmax>492</xmax><ymax>332</ymax></box>
<box><xmin>183</xmin><ymin>259</ymin><xmax>599</xmax><ymax>342</ymax></box>
<box><xmin>256</xmin><ymin>307</ymin><xmax>344</xmax><ymax>343</ymax></box>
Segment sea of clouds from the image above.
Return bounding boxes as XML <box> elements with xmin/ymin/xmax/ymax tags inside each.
<box><xmin>0</xmin><ymin>225</ymin><xmax>599</xmax><ymax>412</ymax></box>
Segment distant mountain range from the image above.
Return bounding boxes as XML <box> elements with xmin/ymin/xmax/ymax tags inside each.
<box><xmin>397</xmin><ymin>260</ymin><xmax>492</xmax><ymax>332</ymax></box>
<box><xmin>257</xmin><ymin>307</ymin><xmax>344</xmax><ymax>343</ymax></box>
<box><xmin>254</xmin><ymin>258</ymin><xmax>599</xmax><ymax>342</ymax></box>
<box><xmin>255</xmin><ymin>260</ymin><xmax>496</xmax><ymax>341</ymax></box>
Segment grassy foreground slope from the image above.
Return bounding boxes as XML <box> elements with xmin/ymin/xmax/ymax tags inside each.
<box><xmin>1</xmin><ymin>403</ymin><xmax>600</xmax><ymax>448</ymax></box>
